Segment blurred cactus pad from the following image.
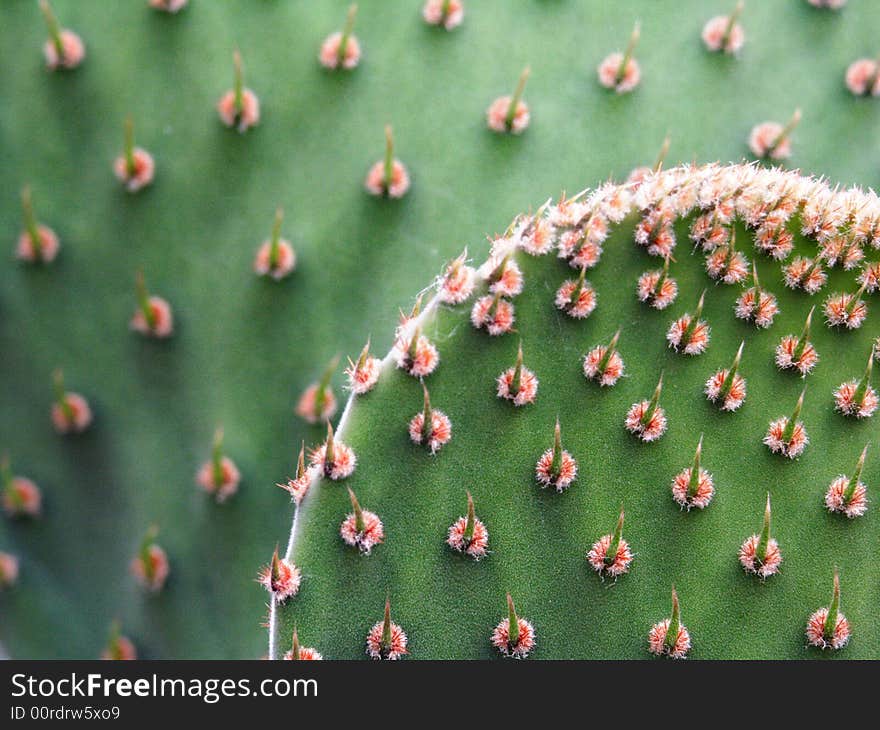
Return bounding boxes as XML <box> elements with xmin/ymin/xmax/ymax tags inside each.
<box><xmin>2</xmin><ymin>0</ymin><xmax>879</xmax><ymax>659</ymax></box>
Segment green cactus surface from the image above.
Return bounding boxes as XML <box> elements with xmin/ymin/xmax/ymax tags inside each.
<box><xmin>1</xmin><ymin>0</ymin><xmax>878</xmax><ymax>659</ymax></box>
<box><xmin>273</xmin><ymin>166</ymin><xmax>880</xmax><ymax>659</ymax></box>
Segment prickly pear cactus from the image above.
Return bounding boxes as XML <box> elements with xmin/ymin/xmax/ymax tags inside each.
<box><xmin>271</xmin><ymin>163</ymin><xmax>880</xmax><ymax>659</ymax></box>
<box><xmin>2</xmin><ymin>0</ymin><xmax>879</xmax><ymax>659</ymax></box>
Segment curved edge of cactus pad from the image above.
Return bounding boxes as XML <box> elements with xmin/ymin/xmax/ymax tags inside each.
<box><xmin>269</xmin><ymin>161</ymin><xmax>880</xmax><ymax>660</ymax></box>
